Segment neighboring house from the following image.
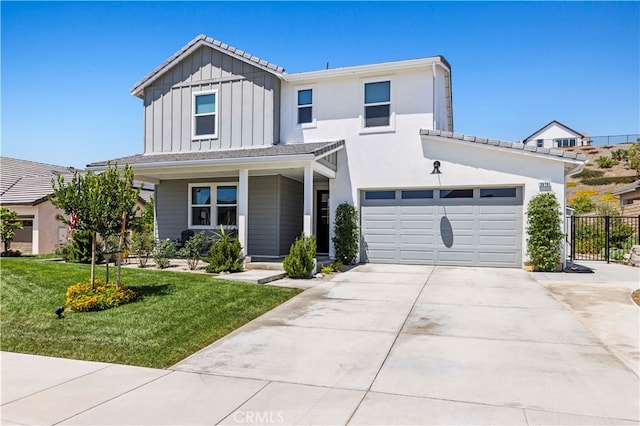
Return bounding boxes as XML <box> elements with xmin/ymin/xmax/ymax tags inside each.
<box><xmin>522</xmin><ymin>120</ymin><xmax>592</xmax><ymax>148</ymax></box>
<box><xmin>0</xmin><ymin>157</ymin><xmax>77</xmax><ymax>254</ymax></box>
<box><xmin>612</xmin><ymin>180</ymin><xmax>640</xmax><ymax>216</ymax></box>
<box><xmin>0</xmin><ymin>157</ymin><xmax>154</xmax><ymax>254</ymax></box>
<box><xmin>88</xmin><ymin>35</ymin><xmax>585</xmax><ymax>268</ymax></box>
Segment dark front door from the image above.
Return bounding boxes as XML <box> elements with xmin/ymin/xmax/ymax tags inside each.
<box><xmin>316</xmin><ymin>190</ymin><xmax>330</xmax><ymax>254</ymax></box>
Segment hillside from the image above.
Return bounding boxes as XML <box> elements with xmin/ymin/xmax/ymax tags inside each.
<box><xmin>563</xmin><ymin>143</ymin><xmax>637</xmax><ymax>212</ymax></box>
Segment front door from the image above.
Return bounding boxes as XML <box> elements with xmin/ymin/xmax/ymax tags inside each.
<box><xmin>316</xmin><ymin>190</ymin><xmax>330</xmax><ymax>254</ymax></box>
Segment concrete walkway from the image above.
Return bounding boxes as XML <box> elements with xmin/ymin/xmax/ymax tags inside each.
<box><xmin>2</xmin><ymin>264</ymin><xmax>639</xmax><ymax>425</ymax></box>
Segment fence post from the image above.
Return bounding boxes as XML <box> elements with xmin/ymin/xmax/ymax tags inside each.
<box><xmin>605</xmin><ymin>216</ymin><xmax>610</xmax><ymax>263</ymax></box>
<box><xmin>570</xmin><ymin>216</ymin><xmax>575</xmax><ymax>262</ymax></box>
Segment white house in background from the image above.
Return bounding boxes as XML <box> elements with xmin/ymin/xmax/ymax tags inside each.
<box><xmin>88</xmin><ymin>35</ymin><xmax>585</xmax><ymax>268</ymax></box>
<box><xmin>522</xmin><ymin>120</ymin><xmax>592</xmax><ymax>148</ymax></box>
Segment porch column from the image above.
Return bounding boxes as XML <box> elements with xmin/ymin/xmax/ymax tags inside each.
<box><xmin>303</xmin><ymin>164</ymin><xmax>313</xmax><ymax>236</ymax></box>
<box><xmin>238</xmin><ymin>168</ymin><xmax>249</xmax><ymax>256</ymax></box>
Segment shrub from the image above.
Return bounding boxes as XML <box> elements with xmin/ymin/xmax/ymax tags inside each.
<box><xmin>332</xmin><ymin>203</ymin><xmax>359</xmax><ymax>264</ymax></box>
<box><xmin>178</xmin><ymin>231</ymin><xmax>209</xmax><ymax>270</ymax></box>
<box><xmin>566</xmin><ymin>181</ymin><xmax>577</xmax><ymax>187</ymax></box>
<box><xmin>319</xmin><ymin>260</ymin><xmax>343</xmax><ymax>274</ymax></box>
<box><xmin>205</xmin><ymin>227</ymin><xmax>244</xmax><ymax>273</ymax></box>
<box><xmin>283</xmin><ymin>233</ymin><xmax>316</xmax><ymax>278</ymax></box>
<box><xmin>130</xmin><ymin>231</ymin><xmax>154</xmax><ymax>267</ymax></box>
<box><xmin>153</xmin><ymin>238</ymin><xmax>176</xmax><ymax>269</ymax></box>
<box><xmin>65</xmin><ymin>279</ymin><xmax>137</xmax><ymax>312</ymax></box>
<box><xmin>595</xmin><ymin>203</ymin><xmax>620</xmax><ymax>216</ymax></box>
<box><xmin>573</xmin><ymin>168</ymin><xmax>604</xmax><ymax>180</ymax></box>
<box><xmin>598</xmin><ymin>194</ymin><xmax>619</xmax><ymax>203</ymax></box>
<box><xmin>569</xmin><ymin>195</ymin><xmax>596</xmax><ymax>215</ymax></box>
<box><xmin>612</xmin><ymin>149</ymin><xmax>628</xmax><ymax>162</ymax></box>
<box><xmin>526</xmin><ymin>193</ymin><xmax>563</xmax><ymax>272</ymax></box>
<box><xmin>582</xmin><ymin>176</ymin><xmax>637</xmax><ymax>186</ymax></box>
<box><xmin>575</xmin><ymin>189</ymin><xmax>599</xmax><ymax>197</ymax></box>
<box><xmin>66</xmin><ymin>230</ymin><xmax>104</xmax><ymax>264</ymax></box>
<box><xmin>574</xmin><ymin>222</ymin><xmax>604</xmax><ymax>255</ymax></box>
<box><xmin>595</xmin><ymin>156</ymin><xmax>617</xmax><ymax>168</ymax></box>
<box><xmin>610</xmin><ymin>221</ymin><xmax>634</xmax><ymax>247</ymax></box>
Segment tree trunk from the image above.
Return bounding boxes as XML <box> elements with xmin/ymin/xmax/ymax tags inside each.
<box><xmin>104</xmin><ymin>239</ymin><xmax>110</xmax><ymax>283</ymax></box>
<box><xmin>90</xmin><ymin>231</ymin><xmax>97</xmax><ymax>290</ymax></box>
<box><xmin>116</xmin><ymin>185</ymin><xmax>130</xmax><ymax>287</ymax></box>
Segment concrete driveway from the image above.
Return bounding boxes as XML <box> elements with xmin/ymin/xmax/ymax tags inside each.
<box><xmin>2</xmin><ymin>264</ymin><xmax>639</xmax><ymax>425</ymax></box>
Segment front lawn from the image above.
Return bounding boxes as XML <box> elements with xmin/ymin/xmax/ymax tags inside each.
<box><xmin>0</xmin><ymin>257</ymin><xmax>301</xmax><ymax>368</ymax></box>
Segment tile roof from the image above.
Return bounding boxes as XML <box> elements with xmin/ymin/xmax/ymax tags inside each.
<box><xmin>420</xmin><ymin>129</ymin><xmax>587</xmax><ymax>161</ymax></box>
<box><xmin>87</xmin><ymin>141</ymin><xmax>345</xmax><ymax>168</ymax></box>
<box><xmin>0</xmin><ymin>157</ymin><xmax>79</xmax><ymax>206</ymax></box>
<box><xmin>131</xmin><ymin>35</ymin><xmax>285</xmax><ymax>97</ymax></box>
<box><xmin>612</xmin><ymin>179</ymin><xmax>640</xmax><ymax>196</ymax></box>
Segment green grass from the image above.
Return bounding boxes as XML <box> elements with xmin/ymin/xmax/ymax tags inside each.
<box><xmin>0</xmin><ymin>257</ymin><xmax>301</xmax><ymax>368</ymax></box>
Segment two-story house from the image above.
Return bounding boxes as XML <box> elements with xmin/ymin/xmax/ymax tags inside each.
<box><xmin>88</xmin><ymin>35</ymin><xmax>585</xmax><ymax>268</ymax></box>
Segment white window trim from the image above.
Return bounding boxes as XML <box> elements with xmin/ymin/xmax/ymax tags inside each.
<box><xmin>192</xmin><ymin>90</ymin><xmax>219</xmax><ymax>140</ymax></box>
<box><xmin>360</xmin><ymin>76</ymin><xmax>395</xmax><ymax>135</ymax></box>
<box><xmin>295</xmin><ymin>85</ymin><xmax>316</xmax><ymax>129</ymax></box>
<box><xmin>188</xmin><ymin>182</ymin><xmax>238</xmax><ymax>230</ymax></box>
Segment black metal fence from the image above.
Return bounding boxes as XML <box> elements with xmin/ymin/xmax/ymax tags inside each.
<box><xmin>569</xmin><ymin>215</ymin><xmax>640</xmax><ymax>262</ymax></box>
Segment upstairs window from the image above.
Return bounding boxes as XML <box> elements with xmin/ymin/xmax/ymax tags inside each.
<box><xmin>297</xmin><ymin>89</ymin><xmax>313</xmax><ymax>124</ymax></box>
<box><xmin>364</xmin><ymin>81</ymin><xmax>390</xmax><ymax>127</ymax></box>
<box><xmin>193</xmin><ymin>92</ymin><xmax>217</xmax><ymax>138</ymax></box>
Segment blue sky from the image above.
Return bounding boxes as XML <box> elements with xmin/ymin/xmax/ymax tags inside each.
<box><xmin>2</xmin><ymin>1</ymin><xmax>639</xmax><ymax>169</ymax></box>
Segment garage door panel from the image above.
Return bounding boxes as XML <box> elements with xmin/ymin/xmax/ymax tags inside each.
<box><xmin>361</xmin><ymin>188</ymin><xmax>522</xmax><ymax>267</ymax></box>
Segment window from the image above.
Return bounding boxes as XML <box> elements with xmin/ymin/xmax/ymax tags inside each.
<box><xmin>364</xmin><ymin>81</ymin><xmax>390</xmax><ymax>127</ymax></box>
<box><xmin>555</xmin><ymin>138</ymin><xmax>576</xmax><ymax>147</ymax></box>
<box><xmin>365</xmin><ymin>190</ymin><xmax>396</xmax><ymax>200</ymax></box>
<box><xmin>189</xmin><ymin>184</ymin><xmax>237</xmax><ymax>228</ymax></box>
<box><xmin>480</xmin><ymin>188</ymin><xmax>517</xmax><ymax>198</ymax></box>
<box><xmin>536</xmin><ymin>139</ymin><xmax>544</xmax><ymax>147</ymax></box>
<box><xmin>440</xmin><ymin>189</ymin><xmax>473</xmax><ymax>199</ymax></box>
<box><xmin>193</xmin><ymin>92</ymin><xmax>217</xmax><ymax>138</ymax></box>
<box><xmin>402</xmin><ymin>190</ymin><xmax>434</xmax><ymax>199</ymax></box>
<box><xmin>297</xmin><ymin>89</ymin><xmax>313</xmax><ymax>124</ymax></box>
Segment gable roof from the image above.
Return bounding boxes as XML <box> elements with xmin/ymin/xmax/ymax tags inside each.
<box><xmin>0</xmin><ymin>157</ymin><xmax>78</xmax><ymax>206</ymax></box>
<box><xmin>131</xmin><ymin>35</ymin><xmax>285</xmax><ymax>98</ymax></box>
<box><xmin>612</xmin><ymin>179</ymin><xmax>640</xmax><ymax>196</ymax></box>
<box><xmin>523</xmin><ymin>120</ymin><xmax>589</xmax><ymax>142</ymax></box>
<box><xmin>420</xmin><ymin>129</ymin><xmax>587</xmax><ymax>162</ymax></box>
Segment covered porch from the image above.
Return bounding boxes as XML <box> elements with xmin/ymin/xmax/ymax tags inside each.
<box><xmin>87</xmin><ymin>141</ymin><xmax>344</xmax><ymax>259</ymax></box>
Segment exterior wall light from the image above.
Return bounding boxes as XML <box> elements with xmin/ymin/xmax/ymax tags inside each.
<box><xmin>431</xmin><ymin>160</ymin><xmax>442</xmax><ymax>174</ymax></box>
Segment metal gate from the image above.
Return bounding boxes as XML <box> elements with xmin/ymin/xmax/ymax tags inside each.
<box><xmin>569</xmin><ymin>215</ymin><xmax>640</xmax><ymax>262</ymax></box>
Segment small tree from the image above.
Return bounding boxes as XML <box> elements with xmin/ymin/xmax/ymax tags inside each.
<box><xmin>153</xmin><ymin>238</ymin><xmax>176</xmax><ymax>269</ymax></box>
<box><xmin>332</xmin><ymin>203</ymin><xmax>359</xmax><ymax>264</ymax></box>
<box><xmin>0</xmin><ymin>207</ymin><xmax>22</xmax><ymax>252</ymax></box>
<box><xmin>569</xmin><ymin>195</ymin><xmax>596</xmax><ymax>215</ymax></box>
<box><xmin>178</xmin><ymin>231</ymin><xmax>209</xmax><ymax>270</ymax></box>
<box><xmin>283</xmin><ymin>233</ymin><xmax>316</xmax><ymax>278</ymax></box>
<box><xmin>526</xmin><ymin>192</ymin><xmax>564</xmax><ymax>272</ymax></box>
<box><xmin>130</xmin><ymin>231</ymin><xmax>154</xmax><ymax>267</ymax></box>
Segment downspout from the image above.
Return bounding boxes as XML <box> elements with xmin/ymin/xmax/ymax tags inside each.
<box><xmin>432</xmin><ymin>63</ymin><xmax>437</xmax><ymax>129</ymax></box>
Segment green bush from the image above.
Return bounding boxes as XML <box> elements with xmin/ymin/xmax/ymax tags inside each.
<box><xmin>332</xmin><ymin>203</ymin><xmax>359</xmax><ymax>264</ymax></box>
<box><xmin>66</xmin><ymin>280</ymin><xmax>137</xmax><ymax>312</ymax></box>
<box><xmin>526</xmin><ymin>193</ymin><xmax>564</xmax><ymax>272</ymax></box>
<box><xmin>582</xmin><ymin>176</ymin><xmax>637</xmax><ymax>186</ymax></box>
<box><xmin>130</xmin><ymin>231</ymin><xmax>154</xmax><ymax>267</ymax></box>
<box><xmin>610</xmin><ymin>221</ymin><xmax>634</xmax><ymax>247</ymax></box>
<box><xmin>65</xmin><ymin>230</ymin><xmax>104</xmax><ymax>264</ymax></box>
<box><xmin>574</xmin><ymin>223</ymin><xmax>605</xmax><ymax>254</ymax></box>
<box><xmin>573</xmin><ymin>168</ymin><xmax>604</xmax><ymax>179</ymax></box>
<box><xmin>205</xmin><ymin>227</ymin><xmax>244</xmax><ymax>273</ymax></box>
<box><xmin>283</xmin><ymin>233</ymin><xmax>316</xmax><ymax>278</ymax></box>
<box><xmin>612</xmin><ymin>149</ymin><xmax>629</xmax><ymax>162</ymax></box>
<box><xmin>320</xmin><ymin>260</ymin><xmax>343</xmax><ymax>274</ymax></box>
<box><xmin>178</xmin><ymin>231</ymin><xmax>210</xmax><ymax>271</ymax></box>
<box><xmin>153</xmin><ymin>238</ymin><xmax>176</xmax><ymax>269</ymax></box>
<box><xmin>595</xmin><ymin>156</ymin><xmax>617</xmax><ymax>168</ymax></box>
<box><xmin>569</xmin><ymin>195</ymin><xmax>596</xmax><ymax>215</ymax></box>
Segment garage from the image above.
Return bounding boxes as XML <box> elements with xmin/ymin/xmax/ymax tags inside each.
<box><xmin>361</xmin><ymin>187</ymin><xmax>523</xmax><ymax>267</ymax></box>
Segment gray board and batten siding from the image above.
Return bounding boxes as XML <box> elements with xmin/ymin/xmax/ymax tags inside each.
<box><xmin>143</xmin><ymin>45</ymin><xmax>281</xmax><ymax>154</ymax></box>
<box><xmin>360</xmin><ymin>187</ymin><xmax>523</xmax><ymax>267</ymax></box>
<box><xmin>156</xmin><ymin>175</ymin><xmax>302</xmax><ymax>257</ymax></box>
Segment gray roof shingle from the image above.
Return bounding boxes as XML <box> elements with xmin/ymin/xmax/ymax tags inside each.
<box><xmin>87</xmin><ymin>141</ymin><xmax>345</xmax><ymax>168</ymax></box>
<box><xmin>0</xmin><ymin>157</ymin><xmax>79</xmax><ymax>206</ymax></box>
<box><xmin>420</xmin><ymin>129</ymin><xmax>587</xmax><ymax>161</ymax></box>
<box><xmin>612</xmin><ymin>180</ymin><xmax>640</xmax><ymax>196</ymax></box>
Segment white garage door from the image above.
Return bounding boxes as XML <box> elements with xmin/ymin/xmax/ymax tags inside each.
<box><xmin>361</xmin><ymin>187</ymin><xmax>523</xmax><ymax>267</ymax></box>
